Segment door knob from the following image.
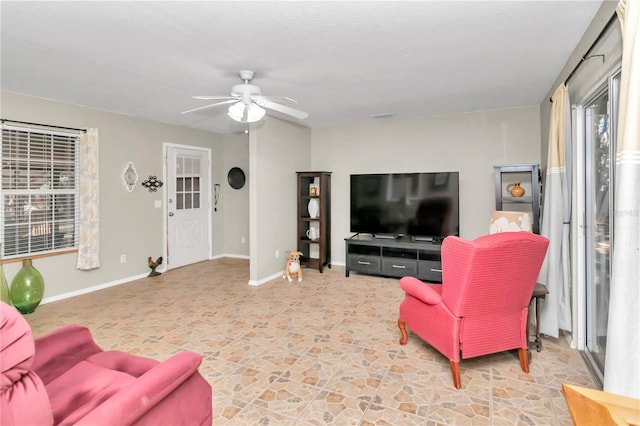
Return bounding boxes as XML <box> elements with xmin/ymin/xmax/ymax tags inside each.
<box><xmin>169</xmin><ymin>212</ymin><xmax>174</xmax><ymax>217</ymax></box>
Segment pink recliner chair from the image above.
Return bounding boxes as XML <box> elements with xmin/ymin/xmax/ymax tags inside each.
<box><xmin>0</xmin><ymin>302</ymin><xmax>212</xmax><ymax>425</ymax></box>
<box><xmin>398</xmin><ymin>232</ymin><xmax>549</xmax><ymax>389</ymax></box>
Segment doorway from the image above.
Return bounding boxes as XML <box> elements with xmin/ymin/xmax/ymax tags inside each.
<box><xmin>165</xmin><ymin>145</ymin><xmax>211</xmax><ymax>269</ymax></box>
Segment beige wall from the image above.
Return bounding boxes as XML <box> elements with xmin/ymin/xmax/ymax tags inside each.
<box><xmin>310</xmin><ymin>106</ymin><xmax>541</xmax><ymax>265</ymax></box>
<box><xmin>0</xmin><ymin>96</ymin><xmax>544</xmax><ymax>292</ymax></box>
<box><xmin>249</xmin><ymin>116</ymin><xmax>311</xmax><ymax>283</ymax></box>
<box><xmin>221</xmin><ymin>132</ymin><xmax>250</xmax><ymax>257</ymax></box>
<box><xmin>0</xmin><ymin>91</ymin><xmax>239</xmax><ymax>299</ymax></box>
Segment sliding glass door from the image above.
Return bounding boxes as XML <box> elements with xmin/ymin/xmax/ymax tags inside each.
<box><xmin>583</xmin><ymin>71</ymin><xmax>620</xmax><ymax>382</ymax></box>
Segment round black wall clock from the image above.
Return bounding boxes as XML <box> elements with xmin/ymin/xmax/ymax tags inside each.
<box><xmin>227</xmin><ymin>167</ymin><xmax>246</xmax><ymax>189</ymax></box>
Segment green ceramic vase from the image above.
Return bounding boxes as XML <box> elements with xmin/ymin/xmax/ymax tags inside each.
<box><xmin>10</xmin><ymin>258</ymin><xmax>44</xmax><ymax>314</ymax></box>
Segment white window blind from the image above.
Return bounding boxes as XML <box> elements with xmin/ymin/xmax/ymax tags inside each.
<box><xmin>1</xmin><ymin>124</ymin><xmax>80</xmax><ymax>258</ymax></box>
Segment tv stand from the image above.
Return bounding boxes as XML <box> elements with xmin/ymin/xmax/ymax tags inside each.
<box><xmin>345</xmin><ymin>233</ymin><xmax>442</xmax><ymax>282</ymax></box>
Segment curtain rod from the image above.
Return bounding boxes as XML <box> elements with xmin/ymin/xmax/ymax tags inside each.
<box><xmin>550</xmin><ymin>12</ymin><xmax>619</xmax><ymax>102</ymax></box>
<box><xmin>1</xmin><ymin>118</ymin><xmax>86</xmax><ymax>133</ymax></box>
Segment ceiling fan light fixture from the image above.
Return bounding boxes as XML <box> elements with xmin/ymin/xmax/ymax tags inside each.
<box><xmin>246</xmin><ymin>103</ymin><xmax>266</xmax><ymax>122</ymax></box>
<box><xmin>227</xmin><ymin>101</ymin><xmax>265</xmax><ymax>123</ymax></box>
<box><xmin>227</xmin><ymin>102</ymin><xmax>245</xmax><ymax>122</ymax></box>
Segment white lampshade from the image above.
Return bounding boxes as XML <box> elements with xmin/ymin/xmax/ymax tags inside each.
<box><xmin>227</xmin><ymin>102</ymin><xmax>265</xmax><ymax>123</ymax></box>
<box><xmin>227</xmin><ymin>102</ymin><xmax>245</xmax><ymax>122</ymax></box>
<box><xmin>246</xmin><ymin>103</ymin><xmax>265</xmax><ymax>122</ymax></box>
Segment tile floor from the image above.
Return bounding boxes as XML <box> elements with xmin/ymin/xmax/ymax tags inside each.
<box><xmin>25</xmin><ymin>258</ymin><xmax>594</xmax><ymax>425</ymax></box>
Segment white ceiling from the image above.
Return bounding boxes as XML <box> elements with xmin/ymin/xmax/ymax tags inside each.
<box><xmin>1</xmin><ymin>1</ymin><xmax>603</xmax><ymax>134</ymax></box>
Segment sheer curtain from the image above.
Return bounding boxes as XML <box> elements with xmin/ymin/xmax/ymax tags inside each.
<box><xmin>604</xmin><ymin>0</ymin><xmax>640</xmax><ymax>399</ymax></box>
<box><xmin>539</xmin><ymin>84</ymin><xmax>572</xmax><ymax>338</ymax></box>
<box><xmin>76</xmin><ymin>128</ymin><xmax>100</xmax><ymax>270</ymax></box>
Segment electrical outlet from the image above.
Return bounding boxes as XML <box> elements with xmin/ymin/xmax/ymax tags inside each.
<box><xmin>275</xmin><ymin>249</ymin><xmax>279</xmax><ymax>258</ymax></box>
<box><xmin>120</xmin><ymin>254</ymin><xmax>126</xmax><ymax>263</ymax></box>
<box><xmin>241</xmin><ymin>237</ymin><xmax>246</xmax><ymax>244</ymax></box>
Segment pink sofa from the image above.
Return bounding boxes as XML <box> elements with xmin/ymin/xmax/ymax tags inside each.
<box><xmin>0</xmin><ymin>302</ymin><xmax>212</xmax><ymax>425</ymax></box>
<box><xmin>398</xmin><ymin>232</ymin><xmax>549</xmax><ymax>389</ymax></box>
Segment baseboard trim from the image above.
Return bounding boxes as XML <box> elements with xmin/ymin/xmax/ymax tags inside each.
<box><xmin>248</xmin><ymin>270</ymin><xmax>285</xmax><ymax>287</ymax></box>
<box><xmin>214</xmin><ymin>253</ymin><xmax>250</xmax><ymax>260</ymax></box>
<box><xmin>40</xmin><ymin>255</ymin><xmax>313</xmax><ymax>303</ymax></box>
<box><xmin>41</xmin><ymin>272</ymin><xmax>150</xmax><ymax>305</ymax></box>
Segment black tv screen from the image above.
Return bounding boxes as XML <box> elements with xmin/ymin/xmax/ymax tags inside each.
<box><xmin>350</xmin><ymin>172</ymin><xmax>459</xmax><ymax>239</ymax></box>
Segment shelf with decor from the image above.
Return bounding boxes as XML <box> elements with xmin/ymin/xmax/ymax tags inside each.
<box><xmin>494</xmin><ymin>164</ymin><xmax>541</xmax><ymax>234</ymax></box>
<box><xmin>297</xmin><ymin>171</ymin><xmax>331</xmax><ymax>272</ymax></box>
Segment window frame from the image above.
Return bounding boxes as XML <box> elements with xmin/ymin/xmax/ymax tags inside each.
<box><xmin>1</xmin><ymin>124</ymin><xmax>80</xmax><ymax>259</ymax></box>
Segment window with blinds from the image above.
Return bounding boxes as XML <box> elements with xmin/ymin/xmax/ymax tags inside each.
<box><xmin>1</xmin><ymin>124</ymin><xmax>80</xmax><ymax>258</ymax></box>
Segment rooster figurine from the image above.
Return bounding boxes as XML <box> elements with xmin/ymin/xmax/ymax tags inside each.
<box><xmin>148</xmin><ymin>256</ymin><xmax>163</xmax><ymax>277</ymax></box>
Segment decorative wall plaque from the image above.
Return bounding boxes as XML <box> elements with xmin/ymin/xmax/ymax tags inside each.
<box><xmin>123</xmin><ymin>162</ymin><xmax>138</xmax><ymax>192</ymax></box>
<box><xmin>142</xmin><ymin>176</ymin><xmax>164</xmax><ymax>192</ymax></box>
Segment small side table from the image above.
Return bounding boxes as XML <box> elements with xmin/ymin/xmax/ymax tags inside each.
<box><xmin>530</xmin><ymin>283</ymin><xmax>549</xmax><ymax>352</ymax></box>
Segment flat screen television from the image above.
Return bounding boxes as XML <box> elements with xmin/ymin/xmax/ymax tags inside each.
<box><xmin>350</xmin><ymin>172</ymin><xmax>459</xmax><ymax>240</ymax></box>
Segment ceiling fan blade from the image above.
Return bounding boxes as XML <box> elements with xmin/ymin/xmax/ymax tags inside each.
<box><xmin>254</xmin><ymin>97</ymin><xmax>309</xmax><ymax>119</ymax></box>
<box><xmin>181</xmin><ymin>99</ymin><xmax>239</xmax><ymax>114</ymax></box>
<box><xmin>192</xmin><ymin>95</ymin><xmax>237</xmax><ymax>100</ymax></box>
<box><xmin>259</xmin><ymin>96</ymin><xmax>298</xmax><ymax>104</ymax></box>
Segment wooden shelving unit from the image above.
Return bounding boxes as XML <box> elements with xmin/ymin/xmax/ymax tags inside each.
<box><xmin>297</xmin><ymin>171</ymin><xmax>331</xmax><ymax>272</ymax></box>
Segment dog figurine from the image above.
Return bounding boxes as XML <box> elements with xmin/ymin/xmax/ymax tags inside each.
<box><xmin>283</xmin><ymin>251</ymin><xmax>303</xmax><ymax>282</ymax></box>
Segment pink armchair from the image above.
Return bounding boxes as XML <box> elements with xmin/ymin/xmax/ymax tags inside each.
<box><xmin>398</xmin><ymin>232</ymin><xmax>549</xmax><ymax>389</ymax></box>
<box><xmin>0</xmin><ymin>302</ymin><xmax>212</xmax><ymax>425</ymax></box>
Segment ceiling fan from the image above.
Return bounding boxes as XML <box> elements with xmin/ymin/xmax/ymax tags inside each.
<box><xmin>181</xmin><ymin>70</ymin><xmax>309</xmax><ymax>123</ymax></box>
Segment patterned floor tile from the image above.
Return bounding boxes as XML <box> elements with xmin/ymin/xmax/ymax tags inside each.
<box><xmin>427</xmin><ymin>388</ymin><xmax>491</xmax><ymax>425</ymax></box>
<box><xmin>360</xmin><ymin>403</ymin><xmax>426</xmax><ymax>425</ymax></box>
<box><xmin>492</xmin><ymin>377</ymin><xmax>554</xmax><ymax>412</ymax></box>
<box><xmin>491</xmin><ymin>401</ymin><xmax>557</xmax><ymax>425</ymax></box>
<box><xmin>281</xmin><ymin>354</ymin><xmax>342</xmax><ymax>388</ymax></box>
<box><xmin>224</xmin><ymin>402</ymin><xmax>296</xmax><ymax>425</ymax></box>
<box><xmin>298</xmin><ymin>390</ymin><xmax>370</xmax><ymax>425</ymax></box>
<box><xmin>24</xmin><ymin>259</ymin><xmax>594</xmax><ymax>425</ymax></box>
<box><xmin>253</xmin><ymin>378</ymin><xmax>321</xmax><ymax>419</ymax></box>
<box><xmin>374</xmin><ymin>371</ymin><xmax>436</xmax><ymax>416</ymax></box>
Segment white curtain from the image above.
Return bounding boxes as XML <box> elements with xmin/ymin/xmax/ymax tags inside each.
<box><xmin>604</xmin><ymin>0</ymin><xmax>640</xmax><ymax>399</ymax></box>
<box><xmin>539</xmin><ymin>84</ymin><xmax>572</xmax><ymax>338</ymax></box>
<box><xmin>76</xmin><ymin>128</ymin><xmax>100</xmax><ymax>270</ymax></box>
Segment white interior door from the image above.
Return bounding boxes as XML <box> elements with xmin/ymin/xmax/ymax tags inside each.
<box><xmin>166</xmin><ymin>146</ymin><xmax>210</xmax><ymax>269</ymax></box>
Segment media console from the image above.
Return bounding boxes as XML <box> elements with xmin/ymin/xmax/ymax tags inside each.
<box><xmin>345</xmin><ymin>233</ymin><xmax>442</xmax><ymax>282</ymax></box>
